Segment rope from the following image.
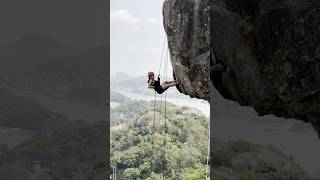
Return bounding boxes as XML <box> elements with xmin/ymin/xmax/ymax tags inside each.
<box><xmin>162</xmin><ymin>45</ymin><xmax>170</xmax><ymax>179</ymax></box>
<box><xmin>158</xmin><ymin>37</ymin><xmax>167</xmax><ymax>76</ymax></box>
<box><xmin>205</xmin><ymin>120</ymin><xmax>210</xmax><ymax>179</ymax></box>
<box><xmin>151</xmin><ymin>36</ymin><xmax>211</xmax><ymax>179</ymax></box>
<box><xmin>151</xmin><ymin>91</ymin><xmax>157</xmax><ymax>173</ymax></box>
<box><xmin>163</xmin><ymin>92</ymin><xmax>167</xmax><ymax>179</ymax></box>
<box><xmin>151</xmin><ymin>35</ymin><xmax>167</xmax><ymax>176</ymax></box>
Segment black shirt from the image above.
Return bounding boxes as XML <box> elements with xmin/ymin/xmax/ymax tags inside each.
<box><xmin>154</xmin><ymin>77</ymin><xmax>163</xmax><ymax>94</ymax></box>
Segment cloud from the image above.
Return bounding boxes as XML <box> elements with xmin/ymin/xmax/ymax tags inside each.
<box><xmin>110</xmin><ymin>9</ymin><xmax>140</xmax><ymax>24</ymax></box>
<box><xmin>146</xmin><ymin>18</ymin><xmax>161</xmax><ymax>24</ymax></box>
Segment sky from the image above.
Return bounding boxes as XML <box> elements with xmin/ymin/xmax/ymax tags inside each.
<box><xmin>0</xmin><ymin>0</ymin><xmax>107</xmax><ymax>50</ymax></box>
<box><xmin>110</xmin><ymin>0</ymin><xmax>173</xmax><ymax>77</ymax></box>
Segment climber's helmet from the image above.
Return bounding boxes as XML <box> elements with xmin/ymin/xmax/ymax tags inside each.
<box><xmin>148</xmin><ymin>71</ymin><xmax>155</xmax><ymax>77</ymax></box>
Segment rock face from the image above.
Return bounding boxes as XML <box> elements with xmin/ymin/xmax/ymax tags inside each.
<box><xmin>163</xmin><ymin>0</ymin><xmax>210</xmax><ymax>100</ymax></box>
<box><xmin>163</xmin><ymin>0</ymin><xmax>320</xmax><ymax>136</ymax></box>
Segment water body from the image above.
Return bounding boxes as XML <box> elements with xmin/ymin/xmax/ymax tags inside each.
<box><xmin>10</xmin><ymin>89</ymin><xmax>107</xmax><ymax>122</ymax></box>
<box><xmin>0</xmin><ymin>127</ymin><xmax>34</xmax><ymax>148</ymax></box>
<box><xmin>110</xmin><ymin>102</ymin><xmax>120</xmax><ymax>108</ymax></box>
<box><xmin>113</xmin><ymin>89</ymin><xmax>210</xmax><ymax>118</ymax></box>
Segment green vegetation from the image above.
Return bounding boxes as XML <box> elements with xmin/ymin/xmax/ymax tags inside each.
<box><xmin>111</xmin><ymin>100</ymin><xmax>317</xmax><ymax>180</ymax></box>
<box><xmin>0</xmin><ymin>120</ymin><xmax>107</xmax><ymax>180</ymax></box>
<box><xmin>111</xmin><ymin>100</ymin><xmax>210</xmax><ymax>179</ymax></box>
<box><xmin>111</xmin><ymin>100</ymin><xmax>149</xmax><ymax>127</ymax></box>
<box><xmin>0</xmin><ymin>88</ymin><xmax>107</xmax><ymax>180</ymax></box>
<box><xmin>0</xmin><ymin>88</ymin><xmax>315</xmax><ymax>180</ymax></box>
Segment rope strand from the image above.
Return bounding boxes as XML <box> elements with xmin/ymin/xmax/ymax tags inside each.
<box><xmin>158</xmin><ymin>36</ymin><xmax>167</xmax><ymax>76</ymax></box>
<box><xmin>151</xmin><ymin>91</ymin><xmax>157</xmax><ymax>174</ymax></box>
<box><xmin>152</xmin><ymin>35</ymin><xmax>167</xmax><ymax>177</ymax></box>
<box><xmin>162</xmin><ymin>43</ymin><xmax>170</xmax><ymax>179</ymax></box>
<box><xmin>205</xmin><ymin>119</ymin><xmax>210</xmax><ymax>179</ymax></box>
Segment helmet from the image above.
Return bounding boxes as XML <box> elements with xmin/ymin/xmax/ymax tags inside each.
<box><xmin>148</xmin><ymin>72</ymin><xmax>155</xmax><ymax>76</ymax></box>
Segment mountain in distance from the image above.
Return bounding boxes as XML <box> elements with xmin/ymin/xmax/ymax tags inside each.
<box><xmin>17</xmin><ymin>33</ymin><xmax>77</xmax><ymax>58</ymax></box>
<box><xmin>0</xmin><ymin>33</ymin><xmax>79</xmax><ymax>65</ymax></box>
<box><xmin>33</xmin><ymin>45</ymin><xmax>108</xmax><ymax>88</ymax></box>
<box><xmin>0</xmin><ymin>43</ymin><xmax>108</xmax><ymax>91</ymax></box>
<box><xmin>111</xmin><ymin>72</ymin><xmax>132</xmax><ymax>83</ymax></box>
<box><xmin>111</xmin><ymin>75</ymin><xmax>146</xmax><ymax>90</ymax></box>
<box><xmin>110</xmin><ymin>90</ymin><xmax>129</xmax><ymax>103</ymax></box>
<box><xmin>110</xmin><ymin>75</ymin><xmax>190</xmax><ymax>99</ymax></box>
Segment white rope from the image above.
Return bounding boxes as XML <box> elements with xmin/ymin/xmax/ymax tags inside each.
<box><xmin>158</xmin><ymin>36</ymin><xmax>167</xmax><ymax>76</ymax></box>
<box><xmin>152</xmin><ymin>35</ymin><xmax>168</xmax><ymax>176</ymax></box>
<box><xmin>205</xmin><ymin>122</ymin><xmax>210</xmax><ymax>179</ymax></box>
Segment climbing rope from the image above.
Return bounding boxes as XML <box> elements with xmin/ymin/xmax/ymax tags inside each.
<box><xmin>205</xmin><ymin>120</ymin><xmax>210</xmax><ymax>179</ymax></box>
<box><xmin>158</xmin><ymin>37</ymin><xmax>167</xmax><ymax>77</ymax></box>
<box><xmin>151</xmin><ymin>36</ymin><xmax>210</xmax><ymax>179</ymax></box>
<box><xmin>162</xmin><ymin>46</ymin><xmax>170</xmax><ymax>179</ymax></box>
<box><xmin>151</xmin><ymin>91</ymin><xmax>157</xmax><ymax>173</ymax></box>
<box><xmin>151</xmin><ymin>35</ymin><xmax>168</xmax><ymax>176</ymax></box>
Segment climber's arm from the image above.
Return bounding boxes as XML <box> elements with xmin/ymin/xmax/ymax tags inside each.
<box><xmin>148</xmin><ymin>80</ymin><xmax>155</xmax><ymax>89</ymax></box>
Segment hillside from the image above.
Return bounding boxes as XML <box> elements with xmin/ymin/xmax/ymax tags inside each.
<box><xmin>111</xmin><ymin>100</ymin><xmax>311</xmax><ymax>179</ymax></box>
<box><xmin>0</xmin><ymin>88</ymin><xmax>107</xmax><ymax>179</ymax></box>
<box><xmin>111</xmin><ymin>101</ymin><xmax>210</xmax><ymax>179</ymax></box>
<box><xmin>0</xmin><ymin>120</ymin><xmax>107</xmax><ymax>180</ymax></box>
<box><xmin>110</xmin><ymin>90</ymin><xmax>129</xmax><ymax>103</ymax></box>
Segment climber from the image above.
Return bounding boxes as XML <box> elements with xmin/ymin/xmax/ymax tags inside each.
<box><xmin>147</xmin><ymin>71</ymin><xmax>179</xmax><ymax>94</ymax></box>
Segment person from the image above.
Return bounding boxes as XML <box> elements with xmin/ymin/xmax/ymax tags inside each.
<box><xmin>147</xmin><ymin>71</ymin><xmax>179</xmax><ymax>94</ymax></box>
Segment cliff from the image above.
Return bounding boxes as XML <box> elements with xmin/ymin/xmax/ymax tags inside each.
<box><xmin>163</xmin><ymin>0</ymin><xmax>210</xmax><ymax>100</ymax></box>
<box><xmin>163</xmin><ymin>0</ymin><xmax>320</xmax><ymax>136</ymax></box>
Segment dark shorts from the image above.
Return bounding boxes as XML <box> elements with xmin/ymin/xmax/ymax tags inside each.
<box><xmin>155</xmin><ymin>85</ymin><xmax>164</xmax><ymax>94</ymax></box>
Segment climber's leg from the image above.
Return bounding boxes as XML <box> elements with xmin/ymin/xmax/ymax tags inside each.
<box><xmin>161</xmin><ymin>82</ymin><xmax>180</xmax><ymax>92</ymax></box>
<box><xmin>162</xmin><ymin>80</ymin><xmax>178</xmax><ymax>86</ymax></box>
<box><xmin>161</xmin><ymin>84</ymin><xmax>171</xmax><ymax>92</ymax></box>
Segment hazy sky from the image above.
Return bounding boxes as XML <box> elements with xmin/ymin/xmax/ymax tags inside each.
<box><xmin>110</xmin><ymin>0</ymin><xmax>173</xmax><ymax>77</ymax></box>
<box><xmin>0</xmin><ymin>0</ymin><xmax>107</xmax><ymax>50</ymax></box>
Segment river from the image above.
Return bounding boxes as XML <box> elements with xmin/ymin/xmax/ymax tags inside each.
<box><xmin>112</xmin><ymin>89</ymin><xmax>210</xmax><ymax>117</ymax></box>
